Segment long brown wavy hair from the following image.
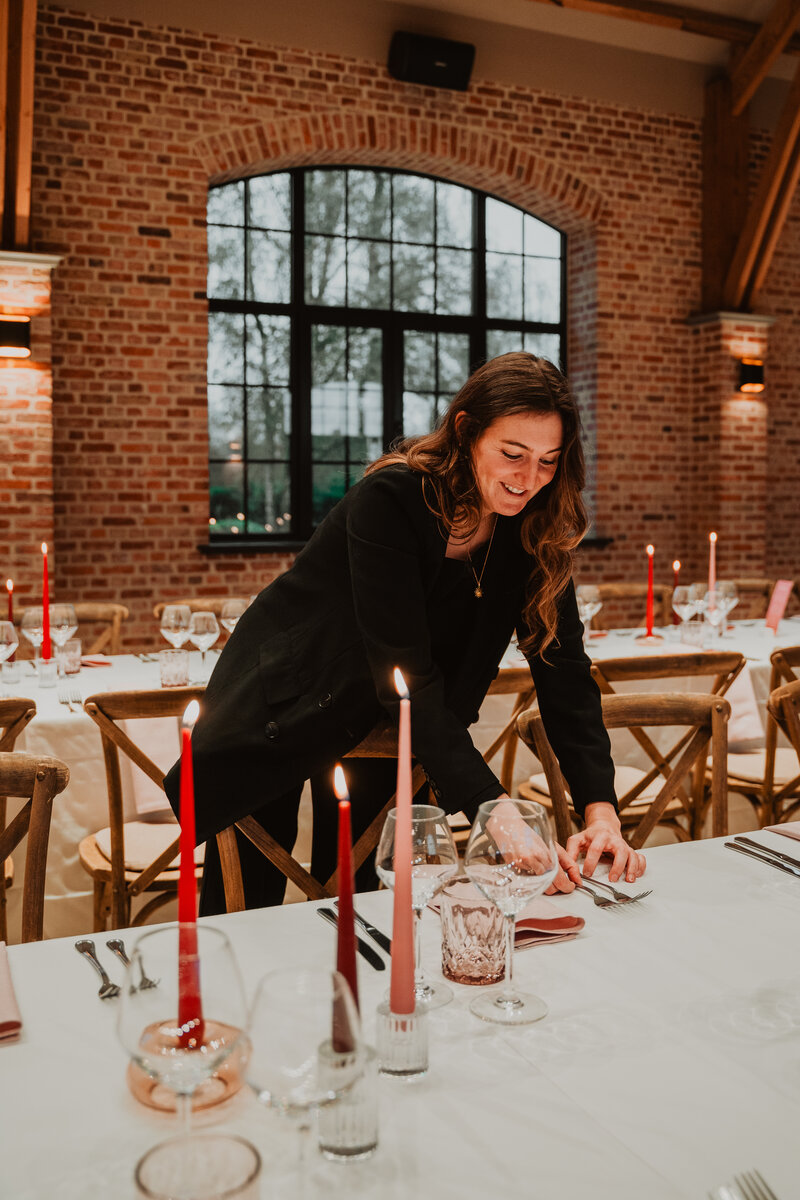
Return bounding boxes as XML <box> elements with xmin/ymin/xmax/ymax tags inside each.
<box><xmin>366</xmin><ymin>352</ymin><xmax>587</xmax><ymax>656</ymax></box>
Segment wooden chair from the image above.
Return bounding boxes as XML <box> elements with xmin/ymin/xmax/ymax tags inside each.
<box><xmin>73</xmin><ymin>602</ymin><xmax>130</xmax><ymax>655</ymax></box>
<box><xmin>481</xmin><ymin>666</ymin><xmax>535</xmax><ymax>795</ymax></box>
<box><xmin>517</xmin><ymin>692</ymin><xmax>730</xmax><ymax>848</ymax></box>
<box><xmin>0</xmin><ymin>698</ymin><xmax>37</xmax><ymax>941</ymax></box>
<box><xmin>0</xmin><ymin>751</ymin><xmax>69</xmax><ymax>942</ymax></box>
<box><xmin>79</xmin><ymin>687</ymin><xmax>205</xmax><ymax>931</ymax></box>
<box><xmin>727</xmin><ymin>645</ymin><xmax>800</xmax><ymax>825</ymax></box>
<box><xmin>216</xmin><ymin>720</ymin><xmax>428</xmax><ymax>911</ymax></box>
<box><xmin>583</xmin><ymin>582</ymin><xmax>671</xmax><ymax>631</ymax></box>
<box><xmin>726</xmin><ymin>578</ymin><xmax>776</xmax><ymax>620</ymax></box>
<box><xmin>766</xmin><ymin>676</ymin><xmax>800</xmax><ymax>824</ymax></box>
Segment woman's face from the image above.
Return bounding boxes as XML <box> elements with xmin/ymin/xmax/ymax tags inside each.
<box><xmin>469</xmin><ymin>411</ymin><xmax>564</xmax><ymax>518</ymax></box>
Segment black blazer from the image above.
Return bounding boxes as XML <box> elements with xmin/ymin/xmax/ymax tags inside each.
<box><xmin>164</xmin><ymin>466</ymin><xmax>616</xmax><ymax>843</ymax></box>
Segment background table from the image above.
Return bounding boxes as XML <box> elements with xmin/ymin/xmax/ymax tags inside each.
<box><xmin>4</xmin><ymin>837</ymin><xmax>800</xmax><ymax>1199</ymax></box>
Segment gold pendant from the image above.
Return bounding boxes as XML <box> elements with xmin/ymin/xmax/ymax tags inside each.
<box><xmin>474</xmin><ymin>585</ymin><xmax>482</xmax><ymax>598</ymax></box>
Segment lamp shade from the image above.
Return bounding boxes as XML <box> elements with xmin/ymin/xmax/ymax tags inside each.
<box><xmin>0</xmin><ymin>317</ymin><xmax>31</xmax><ymax>359</ymax></box>
<box><xmin>739</xmin><ymin>357</ymin><xmax>764</xmax><ymax>394</ymax></box>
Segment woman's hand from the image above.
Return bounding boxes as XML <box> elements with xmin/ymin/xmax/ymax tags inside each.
<box><xmin>487</xmin><ymin>800</ymin><xmax>580</xmax><ymax>893</ymax></box>
<box><xmin>565</xmin><ymin>801</ymin><xmax>646</xmax><ymax>884</ymax></box>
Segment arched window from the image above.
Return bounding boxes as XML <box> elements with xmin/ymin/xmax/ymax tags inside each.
<box><xmin>206</xmin><ymin>167</ymin><xmax>565</xmax><ymax>544</ymax></box>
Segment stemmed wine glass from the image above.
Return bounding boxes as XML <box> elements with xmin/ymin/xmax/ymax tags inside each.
<box><xmin>49</xmin><ymin>603</ymin><xmax>78</xmax><ymax>650</ymax></box>
<box><xmin>188</xmin><ymin>611</ymin><xmax>220</xmax><ymax>680</ymax></box>
<box><xmin>159</xmin><ymin>604</ymin><xmax>191</xmax><ymax>648</ymax></box>
<box><xmin>117</xmin><ymin>925</ymin><xmax>251</xmax><ymax>1187</ymax></box>
<box><xmin>20</xmin><ymin>607</ymin><xmax>44</xmax><ymax>663</ymax></box>
<box><xmin>703</xmin><ymin>590</ymin><xmax>725</xmax><ymax>640</ymax></box>
<box><xmin>0</xmin><ymin>621</ymin><xmax>18</xmax><ymax>671</ymax></box>
<box><xmin>375</xmin><ymin>804</ymin><xmax>459</xmax><ymax>1009</ymax></box>
<box><xmin>576</xmin><ymin>584</ymin><xmax>602</xmax><ymax>639</ymax></box>
<box><xmin>688</xmin><ymin>582</ymin><xmax>707</xmax><ymax>620</ymax></box>
<box><xmin>672</xmin><ymin>586</ymin><xmax>695</xmax><ymax>629</ymax></box>
<box><xmin>247</xmin><ymin>968</ymin><xmax>363</xmax><ymax>1183</ymax></box>
<box><xmin>220</xmin><ymin>598</ymin><xmax>248</xmax><ymax>634</ymax></box>
<box><xmin>716</xmin><ymin>581</ymin><xmax>739</xmax><ymax>635</ymax></box>
<box><xmin>463</xmin><ymin>798</ymin><xmax>558</xmax><ymax>1025</ymax></box>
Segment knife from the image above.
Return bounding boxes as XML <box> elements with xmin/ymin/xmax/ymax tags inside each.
<box><xmin>317</xmin><ymin>907</ymin><xmax>386</xmax><ymax>971</ymax></box>
<box><xmin>333</xmin><ymin>899</ymin><xmax>392</xmax><ymax>955</ymax></box>
<box><xmin>724</xmin><ymin>841</ymin><xmax>800</xmax><ymax>879</ymax></box>
<box><xmin>735</xmin><ymin>835</ymin><xmax>800</xmax><ymax>872</ymax></box>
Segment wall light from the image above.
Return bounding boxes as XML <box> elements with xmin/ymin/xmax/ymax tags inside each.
<box><xmin>738</xmin><ymin>357</ymin><xmax>765</xmax><ymax>394</ymax></box>
<box><xmin>0</xmin><ymin>316</ymin><xmax>31</xmax><ymax>358</ymax></box>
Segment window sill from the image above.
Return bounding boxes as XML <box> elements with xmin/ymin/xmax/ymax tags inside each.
<box><xmin>198</xmin><ymin>540</ymin><xmax>306</xmax><ymax>555</ymax></box>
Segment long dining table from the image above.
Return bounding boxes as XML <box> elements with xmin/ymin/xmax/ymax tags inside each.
<box><xmin>3</xmin><ymin>835</ymin><xmax>799</xmax><ymax>1199</ymax></box>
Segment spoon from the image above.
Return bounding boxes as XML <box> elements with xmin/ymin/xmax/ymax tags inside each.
<box><xmin>74</xmin><ymin>939</ymin><xmax>120</xmax><ymax>999</ymax></box>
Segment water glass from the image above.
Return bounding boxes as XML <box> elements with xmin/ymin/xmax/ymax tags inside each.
<box><xmin>220</xmin><ymin>599</ymin><xmax>247</xmax><ymax>634</ymax></box>
<box><xmin>0</xmin><ymin>621</ymin><xmax>18</xmax><ymax>666</ymax></box>
<box><xmin>160</xmin><ymin>605</ymin><xmax>191</xmax><ymax>649</ymax></box>
<box><xmin>159</xmin><ymin>649</ymin><xmax>189</xmax><ymax>688</ymax></box>
<box><xmin>20</xmin><ymin>607</ymin><xmax>44</xmax><ymax>661</ymax></box>
<box><xmin>440</xmin><ymin>877</ymin><xmax>506</xmax><ymax>986</ymax></box>
<box><xmin>50</xmin><ymin>604</ymin><xmax>78</xmax><ymax>649</ymax></box>
<box><xmin>576</xmin><ymin>584</ymin><xmax>602</xmax><ymax>636</ymax></box>
<box><xmin>188</xmin><ymin>612</ymin><xmax>219</xmax><ymax>680</ymax></box>
<box><xmin>57</xmin><ymin>638</ymin><xmax>81</xmax><ymax>676</ymax></box>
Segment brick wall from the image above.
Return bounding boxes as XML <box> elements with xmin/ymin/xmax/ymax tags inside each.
<box><xmin>6</xmin><ymin>4</ymin><xmax>793</xmax><ymax>645</ymax></box>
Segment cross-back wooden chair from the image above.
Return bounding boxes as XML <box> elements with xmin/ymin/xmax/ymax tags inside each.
<box><xmin>79</xmin><ymin>687</ymin><xmax>205</xmax><ymax>931</ymax></box>
<box><xmin>727</xmin><ymin>645</ymin><xmax>800</xmax><ymax>825</ymax></box>
<box><xmin>216</xmin><ymin>721</ymin><xmax>428</xmax><ymax>911</ymax></box>
<box><xmin>0</xmin><ymin>698</ymin><xmax>38</xmax><ymax>942</ymax></box>
<box><xmin>766</xmin><ymin>676</ymin><xmax>800</xmax><ymax>824</ymax></box>
<box><xmin>584</xmin><ymin>582</ymin><xmax>672</xmax><ymax>631</ymax></box>
<box><xmin>73</xmin><ymin>602</ymin><xmax>130</xmax><ymax>655</ymax></box>
<box><xmin>517</xmin><ymin>692</ymin><xmax>730</xmax><ymax>848</ymax></box>
<box><xmin>481</xmin><ymin>665</ymin><xmax>536</xmax><ymax>794</ymax></box>
<box><xmin>726</xmin><ymin>578</ymin><xmax>776</xmax><ymax>620</ymax></box>
<box><xmin>0</xmin><ymin>751</ymin><xmax>69</xmax><ymax>942</ymax></box>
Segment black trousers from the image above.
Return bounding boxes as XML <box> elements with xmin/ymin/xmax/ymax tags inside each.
<box><xmin>199</xmin><ymin>758</ymin><xmax>400</xmax><ymax>915</ymax></box>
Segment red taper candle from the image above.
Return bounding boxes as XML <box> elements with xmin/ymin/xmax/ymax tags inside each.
<box><xmin>178</xmin><ymin>698</ymin><xmax>203</xmax><ymax>1048</ymax></box>
<box><xmin>41</xmin><ymin>544</ymin><xmax>51</xmax><ymax>659</ymax></box>
<box><xmin>645</xmin><ymin>545</ymin><xmax>655</xmax><ymax>637</ymax></box>
<box><xmin>333</xmin><ymin>765</ymin><xmax>358</xmax><ymax>1051</ymax></box>
<box><xmin>390</xmin><ymin>667</ymin><xmax>415</xmax><ymax>1015</ymax></box>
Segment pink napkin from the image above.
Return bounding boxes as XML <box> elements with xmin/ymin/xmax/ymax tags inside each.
<box><xmin>764</xmin><ymin>820</ymin><xmax>800</xmax><ymax>843</ymax></box>
<box><xmin>0</xmin><ymin>942</ymin><xmax>22</xmax><ymax>1043</ymax></box>
<box><xmin>80</xmin><ymin>655</ymin><xmax>112</xmax><ymax>668</ymax></box>
<box><xmin>430</xmin><ymin>889</ymin><xmax>584</xmax><ymax>949</ymax></box>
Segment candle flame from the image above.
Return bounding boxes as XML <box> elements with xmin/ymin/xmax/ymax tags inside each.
<box><xmin>646</xmin><ymin>544</ymin><xmax>654</xmax><ymax>556</ymax></box>
<box><xmin>393</xmin><ymin>666</ymin><xmax>409</xmax><ymax>700</ymax></box>
<box><xmin>182</xmin><ymin>699</ymin><xmax>200</xmax><ymax>729</ymax></box>
<box><xmin>673</xmin><ymin>560</ymin><xmax>681</xmax><ymax>572</ymax></box>
<box><xmin>5</xmin><ymin>579</ymin><xmax>11</xmax><ymax>593</ymax></box>
<box><xmin>41</xmin><ymin>542</ymin><xmax>47</xmax><ymax>555</ymax></box>
<box><xmin>709</xmin><ymin>531</ymin><xmax>717</xmax><ymax>543</ymax></box>
<box><xmin>333</xmin><ymin>763</ymin><xmax>349</xmax><ymax>801</ymax></box>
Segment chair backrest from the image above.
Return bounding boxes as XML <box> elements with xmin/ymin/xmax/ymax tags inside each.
<box><xmin>0</xmin><ymin>699</ymin><xmax>37</xmax><ymax>941</ymax></box>
<box><xmin>765</xmin><ymin>676</ymin><xmax>800</xmax><ymax>822</ymax></box>
<box><xmin>216</xmin><ymin>720</ymin><xmax>427</xmax><ymax>911</ymax></box>
<box><xmin>83</xmin><ymin>687</ymin><xmax>204</xmax><ymax>929</ymax></box>
<box><xmin>517</xmin><ymin>692</ymin><xmax>730</xmax><ymax>849</ymax></box>
<box><xmin>152</xmin><ymin>598</ymin><xmax>247</xmax><ymax>621</ymax></box>
<box><xmin>0</xmin><ymin>751</ymin><xmax>69</xmax><ymax>941</ymax></box>
<box><xmin>728</xmin><ymin>578</ymin><xmax>777</xmax><ymax>619</ymax></box>
<box><xmin>73</xmin><ymin>602</ymin><xmax>130</xmax><ymax>655</ymax></box>
<box><xmin>591</xmin><ymin>650</ymin><xmax>745</xmax><ymax>697</ymax></box>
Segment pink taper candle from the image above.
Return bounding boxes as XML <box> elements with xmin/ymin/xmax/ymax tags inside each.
<box><xmin>6</xmin><ymin>580</ymin><xmax>14</xmax><ymax>660</ymax></box>
<box><xmin>390</xmin><ymin>667</ymin><xmax>415</xmax><ymax>1015</ymax></box>
<box><xmin>178</xmin><ymin>699</ymin><xmax>204</xmax><ymax>1048</ymax></box>
<box><xmin>708</xmin><ymin>531</ymin><xmax>717</xmax><ymax>596</ymax></box>
<box><xmin>645</xmin><ymin>545</ymin><xmax>655</xmax><ymax>637</ymax></box>
<box><xmin>41</xmin><ymin>543</ymin><xmax>51</xmax><ymax>659</ymax></box>
<box><xmin>672</xmin><ymin>561</ymin><xmax>681</xmax><ymax>624</ymax></box>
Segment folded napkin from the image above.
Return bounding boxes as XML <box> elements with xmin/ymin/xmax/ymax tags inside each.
<box><xmin>430</xmin><ymin>887</ymin><xmax>584</xmax><ymax>949</ymax></box>
<box><xmin>725</xmin><ymin>667</ymin><xmax>764</xmax><ymax>746</ymax></box>
<box><xmin>764</xmin><ymin>820</ymin><xmax>800</xmax><ymax>843</ymax></box>
<box><xmin>80</xmin><ymin>655</ymin><xmax>112</xmax><ymax>667</ymax></box>
<box><xmin>0</xmin><ymin>941</ymin><xmax>22</xmax><ymax>1044</ymax></box>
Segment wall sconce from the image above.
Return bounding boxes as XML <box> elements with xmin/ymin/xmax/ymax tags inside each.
<box><xmin>0</xmin><ymin>316</ymin><xmax>31</xmax><ymax>359</ymax></box>
<box><xmin>738</xmin><ymin>357</ymin><xmax>764</xmax><ymax>394</ymax></box>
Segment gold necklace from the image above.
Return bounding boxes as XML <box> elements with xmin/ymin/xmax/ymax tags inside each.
<box><xmin>466</xmin><ymin>517</ymin><xmax>497</xmax><ymax>599</ymax></box>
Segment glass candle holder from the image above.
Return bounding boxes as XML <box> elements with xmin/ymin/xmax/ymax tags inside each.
<box><xmin>159</xmin><ymin>648</ymin><xmax>189</xmax><ymax>688</ymax></box>
<box><xmin>375</xmin><ymin>1001</ymin><xmax>428</xmax><ymax>1079</ymax></box>
<box><xmin>38</xmin><ymin>658</ymin><xmax>58</xmax><ymax>688</ymax></box>
<box><xmin>317</xmin><ymin>1042</ymin><xmax>378</xmax><ymax>1161</ymax></box>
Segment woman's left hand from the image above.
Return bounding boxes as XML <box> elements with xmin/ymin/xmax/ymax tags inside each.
<box><xmin>564</xmin><ymin>801</ymin><xmax>646</xmax><ymax>884</ymax></box>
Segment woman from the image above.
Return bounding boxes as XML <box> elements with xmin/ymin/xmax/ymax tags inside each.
<box><xmin>164</xmin><ymin>353</ymin><xmax>645</xmax><ymax>914</ymax></box>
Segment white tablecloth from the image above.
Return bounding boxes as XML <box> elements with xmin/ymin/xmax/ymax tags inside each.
<box><xmin>3</xmin><ymin>837</ymin><xmax>800</xmax><ymax>1199</ymax></box>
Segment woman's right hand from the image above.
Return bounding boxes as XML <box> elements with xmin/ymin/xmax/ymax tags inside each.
<box><xmin>486</xmin><ymin>799</ymin><xmax>579</xmax><ymax>893</ymax></box>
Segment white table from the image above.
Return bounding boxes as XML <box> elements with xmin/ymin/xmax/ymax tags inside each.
<box><xmin>3</xmin><ymin>837</ymin><xmax>799</xmax><ymax>1199</ymax></box>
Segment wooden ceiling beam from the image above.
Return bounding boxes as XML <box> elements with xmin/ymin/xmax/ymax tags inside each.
<box><xmin>702</xmin><ymin>76</ymin><xmax>748</xmax><ymax>311</ymax></box>
<box><xmin>729</xmin><ymin>0</ymin><xmax>800</xmax><ymax>115</ymax></box>
<box><xmin>747</xmin><ymin>128</ymin><xmax>800</xmax><ymax>302</ymax></box>
<box><xmin>0</xmin><ymin>1</ymin><xmax>8</xmax><ymax>240</ymax></box>
<box><xmin>5</xmin><ymin>0</ymin><xmax>36</xmax><ymax>247</ymax></box>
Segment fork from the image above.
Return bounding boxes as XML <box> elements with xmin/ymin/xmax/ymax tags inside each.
<box><xmin>74</xmin><ymin>939</ymin><xmax>120</xmax><ymax>999</ymax></box>
<box><xmin>57</xmin><ymin>686</ymin><xmax>78</xmax><ymax>713</ymax></box>
<box><xmin>68</xmin><ymin>683</ymin><xmax>82</xmax><ymax>710</ymax></box>
<box><xmin>575</xmin><ymin>879</ymin><xmax>619</xmax><ymax>908</ymax></box>
<box><xmin>579</xmin><ymin>874</ymin><xmax>652</xmax><ymax>904</ymax></box>
<box><xmin>106</xmin><ymin>938</ymin><xmax>159</xmax><ymax>990</ymax></box>
<box><xmin>734</xmin><ymin>1169</ymin><xmax>780</xmax><ymax>1200</ymax></box>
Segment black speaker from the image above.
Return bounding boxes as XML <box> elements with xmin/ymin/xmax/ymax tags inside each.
<box><xmin>388</xmin><ymin>31</ymin><xmax>475</xmax><ymax>92</ymax></box>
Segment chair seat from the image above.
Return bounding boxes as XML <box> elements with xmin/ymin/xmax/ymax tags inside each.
<box><xmin>4</xmin><ymin>857</ymin><xmax>13</xmax><ymax>887</ymax></box>
<box><xmin>92</xmin><ymin>821</ymin><xmax>205</xmax><ymax>870</ymax></box>
<box><xmin>78</xmin><ymin>834</ymin><xmax>203</xmax><ymax>887</ymax></box>
<box><xmin>727</xmin><ymin>748</ymin><xmax>800</xmax><ymax>786</ymax></box>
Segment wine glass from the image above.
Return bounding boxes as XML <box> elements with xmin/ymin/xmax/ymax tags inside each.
<box><xmin>188</xmin><ymin>611</ymin><xmax>220</xmax><ymax>680</ymax></box>
<box><xmin>117</xmin><ymin>925</ymin><xmax>251</xmax><ymax>1185</ymax></box>
<box><xmin>575</xmin><ymin>584</ymin><xmax>602</xmax><ymax>637</ymax></box>
<box><xmin>375</xmin><ymin>804</ymin><xmax>459</xmax><ymax>1009</ymax></box>
<box><xmin>49</xmin><ymin>603</ymin><xmax>78</xmax><ymax>650</ymax></box>
<box><xmin>672</xmin><ymin>586</ymin><xmax>695</xmax><ymax>626</ymax></box>
<box><xmin>0</xmin><ymin>621</ymin><xmax>18</xmax><ymax>665</ymax></box>
<box><xmin>247</xmin><ymin>968</ymin><xmax>363</xmax><ymax>1181</ymax></box>
<box><xmin>688</xmin><ymin>582</ymin><xmax>707</xmax><ymax>620</ymax></box>
<box><xmin>220</xmin><ymin>598</ymin><xmax>247</xmax><ymax>634</ymax></box>
<box><xmin>159</xmin><ymin>604</ymin><xmax>191</xmax><ymax>649</ymax></box>
<box><xmin>463</xmin><ymin>798</ymin><xmax>558</xmax><ymax>1025</ymax></box>
<box><xmin>703</xmin><ymin>590</ymin><xmax>724</xmax><ymax>639</ymax></box>
<box><xmin>716</xmin><ymin>581</ymin><xmax>739</xmax><ymax>634</ymax></box>
<box><xmin>20</xmin><ymin>607</ymin><xmax>44</xmax><ymax>663</ymax></box>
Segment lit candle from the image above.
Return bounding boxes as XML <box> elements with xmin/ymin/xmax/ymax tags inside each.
<box><xmin>178</xmin><ymin>699</ymin><xmax>203</xmax><ymax>1048</ymax></box>
<box><xmin>333</xmin><ymin>765</ymin><xmax>358</xmax><ymax>1051</ymax></box>
<box><xmin>645</xmin><ymin>545</ymin><xmax>655</xmax><ymax>637</ymax></box>
<box><xmin>5</xmin><ymin>580</ymin><xmax>14</xmax><ymax>661</ymax></box>
<box><xmin>390</xmin><ymin>667</ymin><xmax>415</xmax><ymax>1015</ymax></box>
<box><xmin>41</xmin><ymin>544</ymin><xmax>50</xmax><ymax>659</ymax></box>
<box><xmin>671</xmin><ymin>560</ymin><xmax>681</xmax><ymax>624</ymax></box>
<box><xmin>708</xmin><ymin>531</ymin><xmax>717</xmax><ymax>596</ymax></box>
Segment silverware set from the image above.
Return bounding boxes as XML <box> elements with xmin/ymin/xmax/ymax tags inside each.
<box><xmin>74</xmin><ymin>937</ymin><xmax>158</xmax><ymax>999</ymax></box>
<box><xmin>316</xmin><ymin>903</ymin><xmax>390</xmax><ymax>970</ymax></box>
<box><xmin>577</xmin><ymin>874</ymin><xmax>652</xmax><ymax>908</ymax></box>
<box><xmin>724</xmin><ymin>835</ymin><xmax>800</xmax><ymax>879</ymax></box>
<box><xmin>709</xmin><ymin>1168</ymin><xmax>779</xmax><ymax>1200</ymax></box>
<box><xmin>57</xmin><ymin>684</ymin><xmax>82</xmax><ymax>713</ymax></box>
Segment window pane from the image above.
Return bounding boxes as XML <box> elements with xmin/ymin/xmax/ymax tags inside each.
<box><xmin>436</xmin><ymin>248</ymin><xmax>472</xmax><ymax>315</ymax></box>
<box><xmin>348</xmin><ymin>327</ymin><xmax>383</xmax><ymax>458</ymax></box>
<box><xmin>312</xmin><ymin>325</ymin><xmax>347</xmax><ymax>459</ymax></box>
<box><xmin>247</xmin><ymin>387</ymin><xmax>291</xmax><ymax>459</ymax></box>
<box><xmin>249</xmin><ymin>173</ymin><xmax>291</xmax><ymax>231</ymax></box>
<box><xmin>438</xmin><ymin>334</ymin><xmax>470</xmax><ymax>392</ymax></box>
<box><xmin>436</xmin><ymin>183</ymin><xmax>472</xmax><ymax>248</ymax></box>
<box><xmin>486</xmin><ymin>252</ymin><xmax>523</xmax><ymax>319</ymax></box>
<box><xmin>486</xmin><ymin>329</ymin><xmax>524</xmax><ymax>360</ymax></box>
<box><xmin>348</xmin><ymin>327</ymin><xmax>382</xmax><ymax>389</ymax></box>
<box><xmin>393</xmin><ymin>243</ymin><xmax>435</xmax><ymax>311</ymax></box>
<box><xmin>312</xmin><ymin>324</ymin><xmax>346</xmax><ymax>388</ymax></box>
<box><xmin>524</xmin><ymin>257</ymin><xmax>561</xmax><ymax>323</ymax></box>
<box><xmin>248</xmin><ymin>462</ymin><xmax>291</xmax><ymax>534</ymax></box>
<box><xmin>524</xmin><ymin>214</ymin><xmax>561</xmax><ymax>258</ymax></box>
<box><xmin>403</xmin><ymin>391</ymin><xmax>438</xmax><ymax>437</ymax></box>
<box><xmin>312</xmin><ymin>463</ymin><xmax>347</xmax><ymax>525</ymax></box>
<box><xmin>208</xmin><ymin>312</ymin><xmax>244</xmax><ymax>383</ymax></box>
<box><xmin>348</xmin><ymin>170</ymin><xmax>391</xmax><ymax>239</ymax></box>
<box><xmin>523</xmin><ymin>332</ymin><xmax>562</xmax><ymax>364</ymax></box>
<box><xmin>305</xmin><ymin>235</ymin><xmax>346</xmax><ymax>306</ymax></box>
<box><xmin>312</xmin><ymin>326</ymin><xmax>383</xmax><ymax>462</ymax></box>
<box><xmin>245</xmin><ymin>314</ymin><xmax>291</xmax><ymax>384</ymax></box>
<box><xmin>207</xmin><ymin>181</ymin><xmax>244</xmax><ymax>227</ymax></box>
<box><xmin>209</xmin><ymin>461</ymin><xmax>244</xmax><ymax>532</ymax></box>
<box><xmin>247</xmin><ymin>230</ymin><xmax>291</xmax><ymax>303</ymax></box>
<box><xmin>305</xmin><ymin>170</ymin><xmax>346</xmax><ymax>235</ymax></box>
<box><xmin>393</xmin><ymin>175</ymin><xmax>435</xmax><ymax>244</ymax></box>
<box><xmin>348</xmin><ymin>239</ymin><xmax>391</xmax><ymax>309</ymax></box>
<box><xmin>486</xmin><ymin>198</ymin><xmax>523</xmax><ymax>254</ymax></box>
<box><xmin>208</xmin><ymin>226</ymin><xmax>244</xmax><ymax>299</ymax></box>
<box><xmin>404</xmin><ymin>331</ymin><xmax>436</xmax><ymax>392</ymax></box>
<box><xmin>208</xmin><ymin>385</ymin><xmax>243</xmax><ymax>459</ymax></box>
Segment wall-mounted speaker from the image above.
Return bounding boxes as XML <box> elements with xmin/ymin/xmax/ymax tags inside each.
<box><xmin>388</xmin><ymin>31</ymin><xmax>475</xmax><ymax>92</ymax></box>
